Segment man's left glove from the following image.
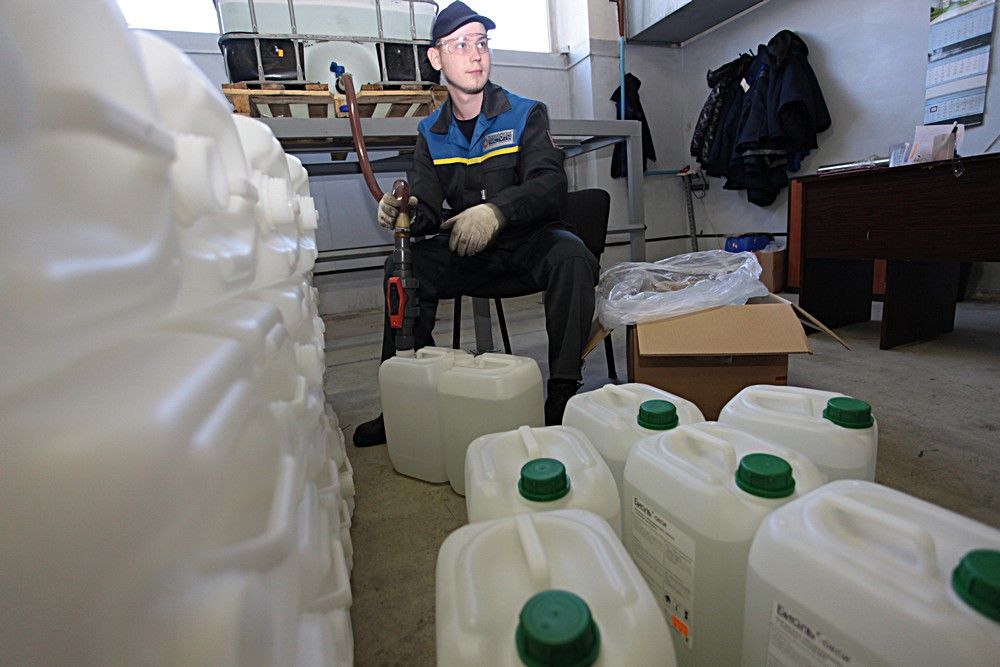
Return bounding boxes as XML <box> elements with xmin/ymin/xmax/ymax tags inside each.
<box><xmin>440</xmin><ymin>203</ymin><xmax>505</xmax><ymax>257</ymax></box>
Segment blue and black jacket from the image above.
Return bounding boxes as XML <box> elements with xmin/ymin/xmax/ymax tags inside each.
<box><xmin>408</xmin><ymin>81</ymin><xmax>567</xmax><ymax>246</ymax></box>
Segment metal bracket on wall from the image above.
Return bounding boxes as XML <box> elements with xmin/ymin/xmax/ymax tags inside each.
<box><xmin>680</xmin><ymin>171</ymin><xmax>709</xmax><ymax>251</ymax></box>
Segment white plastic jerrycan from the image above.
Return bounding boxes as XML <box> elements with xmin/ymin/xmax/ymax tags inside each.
<box><xmin>563</xmin><ymin>383</ymin><xmax>705</xmax><ymax>503</ymax></box>
<box><xmin>622</xmin><ymin>422</ymin><xmax>826</xmax><ymax>667</ymax></box>
<box><xmin>380</xmin><ymin>346</ymin><xmax>473</xmax><ymax>483</ymax></box>
<box><xmin>436</xmin><ymin>509</ymin><xmax>677</xmax><ymax>666</ymax></box>
<box><xmin>743</xmin><ymin>480</ymin><xmax>1000</xmax><ymax>667</ymax></box>
<box><xmin>164</xmin><ymin>298</ymin><xmax>301</xmax><ymax>404</ymax></box>
<box><xmin>719</xmin><ymin>384</ymin><xmax>878</xmax><ymax>481</ymax></box>
<box><xmin>134</xmin><ymin>32</ymin><xmax>260</xmax><ymax>316</ymax></box>
<box><xmin>0</xmin><ymin>331</ymin><xmax>292</xmax><ymax>666</ymax></box>
<box><xmin>186</xmin><ymin>453</ymin><xmax>304</xmax><ymax>667</ymax></box>
<box><xmin>465</xmin><ymin>425</ymin><xmax>621</xmax><ymax>535</ymax></box>
<box><xmin>248</xmin><ymin>276</ymin><xmax>320</xmax><ymax>348</ymax></box>
<box><xmin>0</xmin><ymin>0</ymin><xmax>180</xmax><ymax>398</ymax></box>
<box><xmin>437</xmin><ymin>353</ymin><xmax>545</xmax><ymax>495</ymax></box>
<box><xmin>233</xmin><ymin>115</ymin><xmax>301</xmax><ymax>289</ymax></box>
<box><xmin>297</xmin><ymin>511</ymin><xmax>354</xmax><ymax>667</ymax></box>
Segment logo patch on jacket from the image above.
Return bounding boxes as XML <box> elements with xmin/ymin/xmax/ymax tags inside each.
<box><xmin>483</xmin><ymin>129</ymin><xmax>515</xmax><ymax>150</ymax></box>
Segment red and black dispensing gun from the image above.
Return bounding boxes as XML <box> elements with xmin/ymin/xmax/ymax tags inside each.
<box><xmin>342</xmin><ymin>74</ymin><xmax>418</xmax><ymax>355</ymax></box>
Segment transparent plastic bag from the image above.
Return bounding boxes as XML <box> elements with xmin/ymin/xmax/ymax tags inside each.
<box><xmin>596</xmin><ymin>250</ymin><xmax>769</xmax><ymax>328</ymax></box>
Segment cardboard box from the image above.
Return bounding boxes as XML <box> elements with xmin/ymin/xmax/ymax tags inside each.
<box><xmin>615</xmin><ymin>295</ymin><xmax>844</xmax><ymax>419</ymax></box>
<box><xmin>754</xmin><ymin>248</ymin><xmax>787</xmax><ymax>293</ymax></box>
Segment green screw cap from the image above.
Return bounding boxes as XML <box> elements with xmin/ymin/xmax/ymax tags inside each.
<box><xmin>735</xmin><ymin>453</ymin><xmax>795</xmax><ymax>499</ymax></box>
<box><xmin>516</xmin><ymin>590</ymin><xmax>601</xmax><ymax>667</ymax></box>
<box><xmin>823</xmin><ymin>397</ymin><xmax>874</xmax><ymax>429</ymax></box>
<box><xmin>637</xmin><ymin>399</ymin><xmax>679</xmax><ymax>430</ymax></box>
<box><xmin>519</xmin><ymin>458</ymin><xmax>571</xmax><ymax>502</ymax></box>
<box><xmin>952</xmin><ymin>549</ymin><xmax>1000</xmax><ymax>622</ymax></box>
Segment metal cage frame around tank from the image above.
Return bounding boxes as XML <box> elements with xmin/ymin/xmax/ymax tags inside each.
<box><xmin>214</xmin><ymin>0</ymin><xmax>441</xmax><ymax>86</ymax></box>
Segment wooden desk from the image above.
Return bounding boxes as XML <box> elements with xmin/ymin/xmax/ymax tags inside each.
<box><xmin>789</xmin><ymin>153</ymin><xmax>1000</xmax><ymax>349</ymax></box>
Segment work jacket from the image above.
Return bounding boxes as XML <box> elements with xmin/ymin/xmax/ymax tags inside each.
<box><xmin>409</xmin><ymin>81</ymin><xmax>568</xmax><ymax>247</ymax></box>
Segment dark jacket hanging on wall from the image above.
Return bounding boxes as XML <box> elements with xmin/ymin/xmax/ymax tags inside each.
<box><xmin>694</xmin><ymin>30</ymin><xmax>830</xmax><ymax>207</ymax></box>
<box><xmin>690</xmin><ymin>53</ymin><xmax>753</xmax><ymax>164</ymax></box>
<box><xmin>610</xmin><ymin>73</ymin><xmax>657</xmax><ymax>178</ymax></box>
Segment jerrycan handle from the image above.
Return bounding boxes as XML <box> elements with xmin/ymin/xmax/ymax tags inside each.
<box><xmin>605</xmin><ymin>384</ymin><xmax>639</xmax><ymax>407</ymax></box>
<box><xmin>805</xmin><ymin>493</ymin><xmax>938</xmax><ymax>580</ymax></box>
<box><xmin>515</xmin><ymin>514</ymin><xmax>550</xmax><ymax>589</ymax></box>
<box><xmin>746</xmin><ymin>386</ymin><xmax>812</xmax><ymax>415</ymax></box>
<box><xmin>308</xmin><ymin>532</ymin><xmax>353</xmax><ymax>613</ymax></box>
<box><xmin>670</xmin><ymin>427</ymin><xmax>738</xmax><ymax>484</ymax></box>
<box><xmin>518</xmin><ymin>425</ymin><xmax>542</xmax><ymax>459</ymax></box>
<box><xmin>200</xmin><ymin>455</ymin><xmax>300</xmax><ymax>573</ymax></box>
<box><xmin>475</xmin><ymin>352</ymin><xmax>526</xmax><ymax>370</ymax></box>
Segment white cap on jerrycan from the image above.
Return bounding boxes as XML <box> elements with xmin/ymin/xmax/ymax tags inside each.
<box><xmin>719</xmin><ymin>384</ymin><xmax>878</xmax><ymax>481</ymax></box>
<box><xmin>465</xmin><ymin>425</ymin><xmax>621</xmax><ymax>535</ymax></box>
<box><xmin>0</xmin><ymin>1</ymin><xmax>180</xmax><ymax>397</ymax></box>
<box><xmin>563</xmin><ymin>383</ymin><xmax>706</xmax><ymax>500</ymax></box>
<box><xmin>436</xmin><ymin>510</ymin><xmax>677</xmax><ymax>666</ymax></box>
<box><xmin>622</xmin><ymin>422</ymin><xmax>827</xmax><ymax>667</ymax></box>
<box><xmin>743</xmin><ymin>480</ymin><xmax>1000</xmax><ymax>667</ymax></box>
<box><xmin>286</xmin><ymin>155</ymin><xmax>320</xmax><ymax>276</ymax></box>
<box><xmin>233</xmin><ymin>115</ymin><xmax>301</xmax><ymax>289</ymax></box>
<box><xmin>134</xmin><ymin>32</ymin><xmax>263</xmax><ymax>315</ymax></box>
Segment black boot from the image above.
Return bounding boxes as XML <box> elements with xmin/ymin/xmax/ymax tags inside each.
<box><xmin>544</xmin><ymin>379</ymin><xmax>583</xmax><ymax>426</ymax></box>
<box><xmin>352</xmin><ymin>413</ymin><xmax>386</xmax><ymax>447</ymax></box>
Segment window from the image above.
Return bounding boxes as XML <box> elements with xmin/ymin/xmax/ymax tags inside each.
<box><xmin>438</xmin><ymin>0</ymin><xmax>551</xmax><ymax>53</ymax></box>
<box><xmin>115</xmin><ymin>0</ymin><xmax>218</xmax><ymax>33</ymax></box>
<box><xmin>114</xmin><ymin>1</ymin><xmax>552</xmax><ymax>52</ymax></box>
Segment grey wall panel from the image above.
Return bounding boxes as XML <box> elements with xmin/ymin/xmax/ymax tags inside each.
<box><xmin>145</xmin><ymin>30</ymin><xmax>226</xmax><ymax>84</ymax></box>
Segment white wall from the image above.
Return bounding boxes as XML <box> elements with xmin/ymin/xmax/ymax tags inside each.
<box><xmin>589</xmin><ymin>0</ymin><xmax>622</xmax><ymax>41</ymax></box>
<box><xmin>553</xmin><ymin>0</ymin><xmax>590</xmax><ymax>52</ymax></box>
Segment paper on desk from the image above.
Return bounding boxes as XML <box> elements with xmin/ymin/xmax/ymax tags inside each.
<box><xmin>908</xmin><ymin>124</ymin><xmax>965</xmax><ymax>163</ymax></box>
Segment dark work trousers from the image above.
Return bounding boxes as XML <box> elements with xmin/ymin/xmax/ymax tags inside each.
<box><xmin>380</xmin><ymin>225</ymin><xmax>599</xmax><ymax>380</ymax></box>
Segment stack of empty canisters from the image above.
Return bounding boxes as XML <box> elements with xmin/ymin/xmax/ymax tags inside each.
<box><xmin>0</xmin><ymin>2</ymin><xmax>353</xmax><ymax>665</ymax></box>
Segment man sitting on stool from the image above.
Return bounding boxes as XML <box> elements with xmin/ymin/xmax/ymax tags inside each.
<box><xmin>353</xmin><ymin>1</ymin><xmax>599</xmax><ymax>447</ymax></box>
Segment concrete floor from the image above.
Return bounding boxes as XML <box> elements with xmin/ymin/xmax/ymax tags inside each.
<box><xmin>323</xmin><ymin>294</ymin><xmax>1000</xmax><ymax>667</ymax></box>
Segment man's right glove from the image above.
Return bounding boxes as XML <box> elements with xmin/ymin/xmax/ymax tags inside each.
<box><xmin>377</xmin><ymin>192</ymin><xmax>419</xmax><ymax>230</ymax></box>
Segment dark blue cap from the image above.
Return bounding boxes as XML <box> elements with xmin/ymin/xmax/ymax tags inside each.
<box><xmin>432</xmin><ymin>1</ymin><xmax>495</xmax><ymax>43</ymax></box>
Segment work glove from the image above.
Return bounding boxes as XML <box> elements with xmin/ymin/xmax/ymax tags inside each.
<box><xmin>377</xmin><ymin>193</ymin><xmax>418</xmax><ymax>230</ymax></box>
<box><xmin>440</xmin><ymin>203</ymin><xmax>505</xmax><ymax>257</ymax></box>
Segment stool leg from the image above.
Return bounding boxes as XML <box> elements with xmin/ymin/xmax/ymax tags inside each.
<box><xmin>494</xmin><ymin>298</ymin><xmax>512</xmax><ymax>354</ymax></box>
<box><xmin>452</xmin><ymin>297</ymin><xmax>462</xmax><ymax>349</ymax></box>
<box><xmin>604</xmin><ymin>335</ymin><xmax>618</xmax><ymax>380</ymax></box>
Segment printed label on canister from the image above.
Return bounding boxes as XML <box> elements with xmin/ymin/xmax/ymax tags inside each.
<box><xmin>766</xmin><ymin>601</ymin><xmax>857</xmax><ymax>667</ymax></box>
<box><xmin>630</xmin><ymin>496</ymin><xmax>695</xmax><ymax>648</ymax></box>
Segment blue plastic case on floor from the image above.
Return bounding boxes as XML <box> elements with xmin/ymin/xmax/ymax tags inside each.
<box><xmin>725</xmin><ymin>234</ymin><xmax>771</xmax><ymax>253</ymax></box>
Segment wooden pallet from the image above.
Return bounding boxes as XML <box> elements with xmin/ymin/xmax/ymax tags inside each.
<box><xmin>222</xmin><ymin>82</ymin><xmax>335</xmax><ymax>118</ymax></box>
<box><xmin>222</xmin><ymin>82</ymin><xmax>448</xmax><ymax>119</ymax></box>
